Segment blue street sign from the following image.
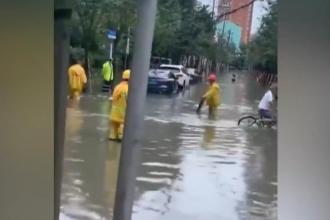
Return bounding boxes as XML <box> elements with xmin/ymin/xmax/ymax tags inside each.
<box><xmin>106</xmin><ymin>29</ymin><xmax>117</xmax><ymax>40</ymax></box>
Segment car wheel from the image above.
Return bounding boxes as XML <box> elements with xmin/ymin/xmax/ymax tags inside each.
<box><xmin>174</xmin><ymin>81</ymin><xmax>179</xmax><ymax>94</ymax></box>
<box><xmin>172</xmin><ymin>82</ymin><xmax>176</xmax><ymax>94</ymax></box>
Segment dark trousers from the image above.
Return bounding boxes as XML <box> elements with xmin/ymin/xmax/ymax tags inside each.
<box><xmin>102</xmin><ymin>80</ymin><xmax>112</xmax><ymax>93</ymax></box>
<box><xmin>259</xmin><ymin>109</ymin><xmax>272</xmax><ymax>119</ymax></box>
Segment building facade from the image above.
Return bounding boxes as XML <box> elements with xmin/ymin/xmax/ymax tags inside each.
<box><xmin>218</xmin><ymin>0</ymin><xmax>254</xmax><ymax>44</ymax></box>
<box><xmin>216</xmin><ymin>21</ymin><xmax>241</xmax><ymax>50</ymax></box>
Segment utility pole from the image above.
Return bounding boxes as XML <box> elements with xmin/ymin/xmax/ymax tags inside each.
<box><xmin>227</xmin><ymin>30</ymin><xmax>232</xmax><ymax>48</ymax></box>
<box><xmin>124</xmin><ymin>27</ymin><xmax>131</xmax><ymax>69</ymax></box>
<box><xmin>219</xmin><ymin>0</ymin><xmax>230</xmax><ymax>42</ymax></box>
<box><xmin>54</xmin><ymin>0</ymin><xmax>72</xmax><ymax>219</ymax></box>
<box><xmin>112</xmin><ymin>0</ymin><xmax>158</xmax><ymax>220</ymax></box>
<box><xmin>212</xmin><ymin>0</ymin><xmax>216</xmax><ymax>19</ymax></box>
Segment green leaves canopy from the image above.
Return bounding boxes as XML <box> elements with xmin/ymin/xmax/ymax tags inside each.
<box><xmin>248</xmin><ymin>0</ymin><xmax>278</xmax><ymax>73</ymax></box>
<box><xmin>70</xmin><ymin>0</ymin><xmax>236</xmax><ymax>69</ymax></box>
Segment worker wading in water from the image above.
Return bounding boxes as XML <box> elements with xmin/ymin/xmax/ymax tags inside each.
<box><xmin>101</xmin><ymin>59</ymin><xmax>114</xmax><ymax>99</ymax></box>
<box><xmin>68</xmin><ymin>59</ymin><xmax>87</xmax><ymax>100</ymax></box>
<box><xmin>197</xmin><ymin>73</ymin><xmax>221</xmax><ymax>118</ymax></box>
<box><xmin>108</xmin><ymin>69</ymin><xmax>131</xmax><ymax>142</ymax></box>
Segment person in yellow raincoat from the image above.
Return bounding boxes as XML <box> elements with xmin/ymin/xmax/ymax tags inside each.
<box><xmin>108</xmin><ymin>69</ymin><xmax>131</xmax><ymax>141</ymax></box>
<box><xmin>197</xmin><ymin>73</ymin><xmax>220</xmax><ymax>116</ymax></box>
<box><xmin>68</xmin><ymin>60</ymin><xmax>87</xmax><ymax>100</ymax></box>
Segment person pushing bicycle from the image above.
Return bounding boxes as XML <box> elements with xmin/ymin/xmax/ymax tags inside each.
<box><xmin>237</xmin><ymin>84</ymin><xmax>277</xmax><ymax>128</ymax></box>
<box><xmin>258</xmin><ymin>84</ymin><xmax>277</xmax><ymax>120</ymax></box>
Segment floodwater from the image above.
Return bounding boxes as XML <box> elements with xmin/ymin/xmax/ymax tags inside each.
<box><xmin>60</xmin><ymin>72</ymin><xmax>277</xmax><ymax>220</ymax></box>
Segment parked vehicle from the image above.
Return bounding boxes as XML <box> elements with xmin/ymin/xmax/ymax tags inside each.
<box><xmin>159</xmin><ymin>64</ymin><xmax>190</xmax><ymax>90</ymax></box>
<box><xmin>147</xmin><ymin>69</ymin><xmax>178</xmax><ymax>94</ymax></box>
<box><xmin>150</xmin><ymin>57</ymin><xmax>172</xmax><ymax>69</ymax></box>
<box><xmin>186</xmin><ymin>68</ymin><xmax>202</xmax><ymax>84</ymax></box>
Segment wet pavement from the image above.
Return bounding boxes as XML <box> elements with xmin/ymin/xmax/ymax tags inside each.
<box><xmin>60</xmin><ymin>72</ymin><xmax>277</xmax><ymax>220</ymax></box>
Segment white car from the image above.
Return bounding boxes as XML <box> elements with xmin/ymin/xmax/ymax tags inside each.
<box><xmin>159</xmin><ymin>64</ymin><xmax>190</xmax><ymax>89</ymax></box>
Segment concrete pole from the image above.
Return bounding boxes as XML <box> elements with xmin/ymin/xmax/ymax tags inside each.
<box><xmin>212</xmin><ymin>0</ymin><xmax>216</xmax><ymax>19</ymax></box>
<box><xmin>112</xmin><ymin>0</ymin><xmax>157</xmax><ymax>220</ymax></box>
<box><xmin>54</xmin><ymin>0</ymin><xmax>72</xmax><ymax>219</ymax></box>
<box><xmin>124</xmin><ymin>27</ymin><xmax>131</xmax><ymax>69</ymax></box>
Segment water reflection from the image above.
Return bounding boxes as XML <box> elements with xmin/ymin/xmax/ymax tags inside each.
<box><xmin>60</xmin><ymin>72</ymin><xmax>277</xmax><ymax>220</ymax></box>
<box><xmin>104</xmin><ymin>142</ymin><xmax>121</xmax><ymax>218</ymax></box>
<box><xmin>61</xmin><ymin>96</ymin><xmax>120</xmax><ymax>220</ymax></box>
<box><xmin>202</xmin><ymin>126</ymin><xmax>216</xmax><ymax>145</ymax></box>
<box><xmin>133</xmin><ymin>73</ymin><xmax>276</xmax><ymax>220</ymax></box>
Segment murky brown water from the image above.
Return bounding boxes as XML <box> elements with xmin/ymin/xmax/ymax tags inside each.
<box><xmin>60</xmin><ymin>72</ymin><xmax>277</xmax><ymax>220</ymax></box>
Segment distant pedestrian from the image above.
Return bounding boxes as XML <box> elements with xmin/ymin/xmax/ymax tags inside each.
<box><xmin>232</xmin><ymin>73</ymin><xmax>236</xmax><ymax>83</ymax></box>
<box><xmin>196</xmin><ymin>73</ymin><xmax>221</xmax><ymax>117</ymax></box>
<box><xmin>108</xmin><ymin>69</ymin><xmax>131</xmax><ymax>142</ymax></box>
<box><xmin>68</xmin><ymin>59</ymin><xmax>87</xmax><ymax>100</ymax></box>
<box><xmin>101</xmin><ymin>59</ymin><xmax>114</xmax><ymax>98</ymax></box>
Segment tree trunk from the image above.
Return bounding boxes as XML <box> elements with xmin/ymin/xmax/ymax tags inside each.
<box><xmin>82</xmin><ymin>46</ymin><xmax>89</xmax><ymax>74</ymax></box>
<box><xmin>82</xmin><ymin>48</ymin><xmax>93</xmax><ymax>94</ymax></box>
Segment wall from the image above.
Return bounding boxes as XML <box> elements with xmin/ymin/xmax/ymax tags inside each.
<box><xmin>216</xmin><ymin>20</ymin><xmax>242</xmax><ymax>50</ymax></box>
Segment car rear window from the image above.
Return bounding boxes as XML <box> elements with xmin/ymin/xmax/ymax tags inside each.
<box><xmin>149</xmin><ymin>69</ymin><xmax>170</xmax><ymax>78</ymax></box>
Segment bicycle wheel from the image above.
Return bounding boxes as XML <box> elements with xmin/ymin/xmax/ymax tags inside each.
<box><xmin>238</xmin><ymin>116</ymin><xmax>257</xmax><ymax>127</ymax></box>
<box><xmin>258</xmin><ymin>118</ymin><xmax>276</xmax><ymax>128</ymax></box>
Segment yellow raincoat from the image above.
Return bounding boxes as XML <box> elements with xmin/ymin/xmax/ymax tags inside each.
<box><xmin>109</xmin><ymin>81</ymin><xmax>129</xmax><ymax>140</ymax></box>
<box><xmin>68</xmin><ymin>64</ymin><xmax>87</xmax><ymax>99</ymax></box>
<box><xmin>203</xmin><ymin>82</ymin><xmax>220</xmax><ymax>111</ymax></box>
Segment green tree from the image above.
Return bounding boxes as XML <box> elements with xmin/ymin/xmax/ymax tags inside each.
<box><xmin>230</xmin><ymin>44</ymin><xmax>248</xmax><ymax>70</ymax></box>
<box><xmin>70</xmin><ymin>0</ymin><xmax>137</xmax><ymax>75</ymax></box>
<box><xmin>71</xmin><ymin>0</ymin><xmax>111</xmax><ymax>71</ymax></box>
<box><xmin>152</xmin><ymin>0</ymin><xmax>182</xmax><ymax>58</ymax></box>
<box><xmin>70</xmin><ymin>0</ymin><xmax>236</xmax><ymax>76</ymax></box>
<box><xmin>248</xmin><ymin>0</ymin><xmax>278</xmax><ymax>73</ymax></box>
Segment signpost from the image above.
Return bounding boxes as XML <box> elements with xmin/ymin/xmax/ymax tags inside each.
<box><xmin>106</xmin><ymin>29</ymin><xmax>117</xmax><ymax>60</ymax></box>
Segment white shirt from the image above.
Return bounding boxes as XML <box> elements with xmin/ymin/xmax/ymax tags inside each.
<box><xmin>258</xmin><ymin>90</ymin><xmax>273</xmax><ymax>110</ymax></box>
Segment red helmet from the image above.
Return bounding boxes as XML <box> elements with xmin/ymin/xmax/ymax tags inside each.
<box><xmin>208</xmin><ymin>74</ymin><xmax>217</xmax><ymax>81</ymax></box>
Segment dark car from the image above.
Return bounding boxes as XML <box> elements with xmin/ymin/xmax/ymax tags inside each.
<box><xmin>188</xmin><ymin>73</ymin><xmax>202</xmax><ymax>84</ymax></box>
<box><xmin>147</xmin><ymin>69</ymin><xmax>178</xmax><ymax>94</ymax></box>
<box><xmin>186</xmin><ymin>68</ymin><xmax>202</xmax><ymax>84</ymax></box>
<box><xmin>150</xmin><ymin>56</ymin><xmax>172</xmax><ymax>69</ymax></box>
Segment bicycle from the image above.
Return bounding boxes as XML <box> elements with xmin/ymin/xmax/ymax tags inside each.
<box><xmin>238</xmin><ymin>113</ymin><xmax>277</xmax><ymax>128</ymax></box>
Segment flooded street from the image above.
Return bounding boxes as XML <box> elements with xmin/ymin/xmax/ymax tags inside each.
<box><xmin>60</xmin><ymin>72</ymin><xmax>277</xmax><ymax>220</ymax></box>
